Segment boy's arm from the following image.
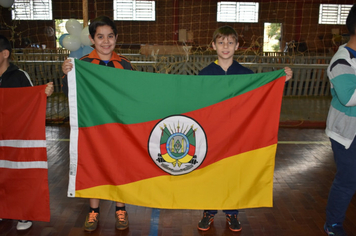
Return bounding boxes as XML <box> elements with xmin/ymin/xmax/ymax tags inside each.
<box><xmin>62</xmin><ymin>59</ymin><xmax>73</xmax><ymax>75</ymax></box>
<box><xmin>328</xmin><ymin>59</ymin><xmax>356</xmax><ymax>106</ymax></box>
<box><xmin>284</xmin><ymin>67</ymin><xmax>293</xmax><ymax>81</ymax></box>
<box><xmin>61</xmin><ymin>59</ymin><xmax>73</xmax><ymax>97</ymax></box>
<box><xmin>45</xmin><ymin>82</ymin><xmax>54</xmax><ymax>96</ymax></box>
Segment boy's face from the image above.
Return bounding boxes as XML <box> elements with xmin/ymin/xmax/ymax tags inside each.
<box><xmin>0</xmin><ymin>49</ymin><xmax>10</xmax><ymax>68</ymax></box>
<box><xmin>212</xmin><ymin>35</ymin><xmax>239</xmax><ymax>61</ymax></box>
<box><xmin>89</xmin><ymin>25</ymin><xmax>118</xmax><ymax>60</ymax></box>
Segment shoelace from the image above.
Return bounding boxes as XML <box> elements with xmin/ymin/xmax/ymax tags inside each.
<box><xmin>202</xmin><ymin>213</ymin><xmax>213</xmax><ymax>222</ymax></box>
<box><xmin>116</xmin><ymin>210</ymin><xmax>126</xmax><ymax>221</ymax></box>
<box><xmin>88</xmin><ymin>211</ymin><xmax>98</xmax><ymax>223</ymax></box>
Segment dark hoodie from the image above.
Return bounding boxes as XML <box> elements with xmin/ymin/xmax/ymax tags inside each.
<box><xmin>0</xmin><ymin>63</ymin><xmax>33</xmax><ymax>88</ymax></box>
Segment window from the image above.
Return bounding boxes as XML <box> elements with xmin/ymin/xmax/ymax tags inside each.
<box><xmin>114</xmin><ymin>0</ymin><xmax>155</xmax><ymax>21</ymax></box>
<box><xmin>217</xmin><ymin>2</ymin><xmax>259</xmax><ymax>23</ymax></box>
<box><xmin>12</xmin><ymin>0</ymin><xmax>52</xmax><ymax>20</ymax></box>
<box><xmin>319</xmin><ymin>4</ymin><xmax>352</xmax><ymax>25</ymax></box>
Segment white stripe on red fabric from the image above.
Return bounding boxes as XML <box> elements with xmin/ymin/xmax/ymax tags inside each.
<box><xmin>0</xmin><ymin>140</ymin><xmax>46</xmax><ymax>148</ymax></box>
<box><xmin>0</xmin><ymin>160</ymin><xmax>48</xmax><ymax>169</ymax></box>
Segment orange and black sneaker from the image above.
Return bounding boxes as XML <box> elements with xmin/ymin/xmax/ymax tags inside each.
<box><xmin>115</xmin><ymin>210</ymin><xmax>129</xmax><ymax>230</ymax></box>
<box><xmin>197</xmin><ymin>212</ymin><xmax>214</xmax><ymax>231</ymax></box>
<box><xmin>226</xmin><ymin>214</ymin><xmax>242</xmax><ymax>232</ymax></box>
<box><xmin>84</xmin><ymin>211</ymin><xmax>99</xmax><ymax>232</ymax></box>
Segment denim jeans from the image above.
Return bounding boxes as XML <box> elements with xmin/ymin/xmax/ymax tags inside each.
<box><xmin>326</xmin><ymin>138</ymin><xmax>356</xmax><ymax>224</ymax></box>
<box><xmin>204</xmin><ymin>210</ymin><xmax>239</xmax><ymax>215</ymax></box>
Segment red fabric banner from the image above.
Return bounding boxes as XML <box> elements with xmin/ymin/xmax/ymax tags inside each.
<box><xmin>0</xmin><ymin>85</ymin><xmax>50</xmax><ymax>222</ymax></box>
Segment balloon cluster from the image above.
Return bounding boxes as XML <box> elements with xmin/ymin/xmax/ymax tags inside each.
<box><xmin>0</xmin><ymin>0</ymin><xmax>14</xmax><ymax>8</ymax></box>
<box><xmin>59</xmin><ymin>19</ymin><xmax>94</xmax><ymax>59</ymax></box>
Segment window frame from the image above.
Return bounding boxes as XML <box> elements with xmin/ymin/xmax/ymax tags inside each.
<box><xmin>319</xmin><ymin>4</ymin><xmax>352</xmax><ymax>25</ymax></box>
<box><xmin>11</xmin><ymin>0</ymin><xmax>53</xmax><ymax>20</ymax></box>
<box><xmin>113</xmin><ymin>0</ymin><xmax>156</xmax><ymax>21</ymax></box>
<box><xmin>217</xmin><ymin>1</ymin><xmax>259</xmax><ymax>23</ymax></box>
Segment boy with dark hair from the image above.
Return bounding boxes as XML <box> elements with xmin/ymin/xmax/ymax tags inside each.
<box><xmin>89</xmin><ymin>15</ymin><xmax>118</xmax><ymax>39</ymax></box>
<box><xmin>62</xmin><ymin>16</ymin><xmax>133</xmax><ymax>232</ymax></box>
<box><xmin>197</xmin><ymin>25</ymin><xmax>292</xmax><ymax>232</ymax></box>
<box><xmin>324</xmin><ymin>4</ymin><xmax>356</xmax><ymax>236</ymax></box>
<box><xmin>0</xmin><ymin>34</ymin><xmax>53</xmax><ymax>230</ymax></box>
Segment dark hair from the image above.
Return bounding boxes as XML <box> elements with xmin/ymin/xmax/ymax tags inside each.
<box><xmin>212</xmin><ymin>25</ymin><xmax>238</xmax><ymax>43</ymax></box>
<box><xmin>346</xmin><ymin>4</ymin><xmax>356</xmax><ymax>35</ymax></box>
<box><xmin>89</xmin><ymin>16</ymin><xmax>118</xmax><ymax>39</ymax></box>
<box><xmin>0</xmin><ymin>34</ymin><xmax>12</xmax><ymax>58</ymax></box>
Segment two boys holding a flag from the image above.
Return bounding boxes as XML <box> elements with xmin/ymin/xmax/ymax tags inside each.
<box><xmin>61</xmin><ymin>18</ymin><xmax>293</xmax><ymax>234</ymax></box>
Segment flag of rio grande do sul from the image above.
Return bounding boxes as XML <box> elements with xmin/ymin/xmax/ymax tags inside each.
<box><xmin>67</xmin><ymin>59</ymin><xmax>286</xmax><ymax>210</ymax></box>
<box><xmin>0</xmin><ymin>85</ymin><xmax>50</xmax><ymax>222</ymax></box>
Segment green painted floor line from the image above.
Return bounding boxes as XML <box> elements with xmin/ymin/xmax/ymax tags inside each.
<box><xmin>48</xmin><ymin>139</ymin><xmax>329</xmax><ymax>144</ymax></box>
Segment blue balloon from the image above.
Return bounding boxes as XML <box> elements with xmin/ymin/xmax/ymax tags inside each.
<box><xmin>68</xmin><ymin>45</ymin><xmax>94</xmax><ymax>59</ymax></box>
<box><xmin>69</xmin><ymin>47</ymin><xmax>83</xmax><ymax>59</ymax></box>
<box><xmin>59</xmin><ymin>34</ymin><xmax>69</xmax><ymax>48</ymax></box>
<box><xmin>82</xmin><ymin>45</ymin><xmax>94</xmax><ymax>56</ymax></box>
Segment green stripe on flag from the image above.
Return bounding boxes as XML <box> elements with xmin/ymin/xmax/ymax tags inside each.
<box><xmin>74</xmin><ymin>59</ymin><xmax>285</xmax><ymax>127</ymax></box>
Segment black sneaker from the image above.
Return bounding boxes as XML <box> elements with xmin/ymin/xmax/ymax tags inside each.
<box><xmin>226</xmin><ymin>214</ymin><xmax>242</xmax><ymax>232</ymax></box>
<box><xmin>197</xmin><ymin>212</ymin><xmax>214</xmax><ymax>231</ymax></box>
<box><xmin>324</xmin><ymin>223</ymin><xmax>347</xmax><ymax>236</ymax></box>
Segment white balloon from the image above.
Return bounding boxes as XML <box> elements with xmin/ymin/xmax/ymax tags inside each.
<box><xmin>65</xmin><ymin>19</ymin><xmax>82</xmax><ymax>37</ymax></box>
<box><xmin>0</xmin><ymin>0</ymin><xmax>14</xmax><ymax>8</ymax></box>
<box><xmin>62</xmin><ymin>35</ymin><xmax>81</xmax><ymax>51</ymax></box>
<box><xmin>80</xmin><ymin>26</ymin><xmax>92</xmax><ymax>46</ymax></box>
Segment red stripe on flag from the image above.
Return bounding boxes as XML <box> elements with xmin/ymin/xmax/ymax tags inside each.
<box><xmin>1</xmin><ymin>147</ymin><xmax>47</xmax><ymax>162</ymax></box>
<box><xmin>188</xmin><ymin>145</ymin><xmax>195</xmax><ymax>156</ymax></box>
<box><xmin>76</xmin><ymin>78</ymin><xmax>285</xmax><ymax>191</ymax></box>
<box><xmin>160</xmin><ymin>143</ymin><xmax>167</xmax><ymax>155</ymax></box>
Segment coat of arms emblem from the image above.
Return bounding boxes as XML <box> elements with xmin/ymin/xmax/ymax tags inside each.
<box><xmin>148</xmin><ymin>115</ymin><xmax>207</xmax><ymax>175</ymax></box>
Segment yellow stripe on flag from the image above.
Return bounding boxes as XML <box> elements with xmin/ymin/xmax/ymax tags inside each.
<box><xmin>75</xmin><ymin>144</ymin><xmax>276</xmax><ymax>210</ymax></box>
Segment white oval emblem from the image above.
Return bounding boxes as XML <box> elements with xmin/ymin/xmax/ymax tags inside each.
<box><xmin>148</xmin><ymin>115</ymin><xmax>207</xmax><ymax>175</ymax></box>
